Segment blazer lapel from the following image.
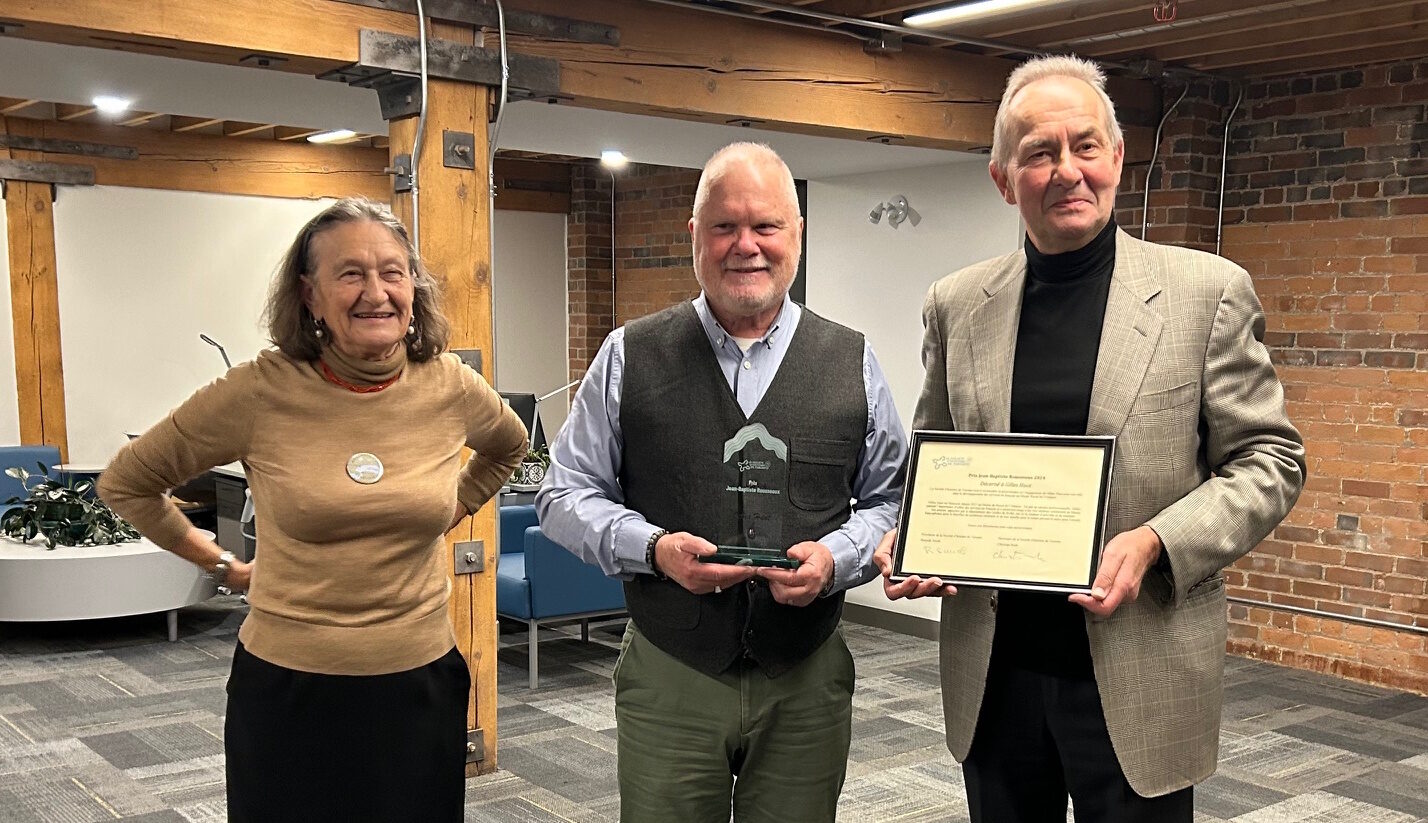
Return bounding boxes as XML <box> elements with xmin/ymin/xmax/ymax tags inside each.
<box><xmin>1087</xmin><ymin>230</ymin><xmax>1164</xmax><ymax>437</ymax></box>
<box><xmin>968</xmin><ymin>257</ymin><xmax>1024</xmax><ymax>433</ymax></box>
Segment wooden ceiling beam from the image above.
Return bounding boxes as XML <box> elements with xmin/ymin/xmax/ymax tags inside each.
<box><xmin>1079</xmin><ymin>0</ymin><xmax>1425</xmax><ymax>61</ymax></box>
<box><xmin>273</xmin><ymin>126</ymin><xmax>325</xmax><ymax>141</ymax></box>
<box><xmin>0</xmin><ymin>0</ymin><xmax>1155</xmax><ymax>153</ymax></box>
<box><xmin>55</xmin><ymin>103</ymin><xmax>96</xmax><ymax>121</ymax></box>
<box><xmin>4</xmin><ymin>115</ymin><xmax>388</xmax><ymax>200</ymax></box>
<box><xmin>0</xmin><ymin>97</ymin><xmax>41</xmax><ymax>115</ymax></box>
<box><xmin>801</xmin><ymin>0</ymin><xmax>939</xmax><ymax>16</ymax></box>
<box><xmin>1245</xmin><ymin>39</ymin><xmax>1428</xmax><ymax>77</ymax></box>
<box><xmin>963</xmin><ymin>0</ymin><xmax>1222</xmax><ymax>44</ymax></box>
<box><xmin>0</xmin><ymin>0</ymin><xmax>418</xmax><ymax>75</ymax></box>
<box><xmin>1191</xmin><ymin>21</ymin><xmax>1428</xmax><ymax>71</ymax></box>
<box><xmin>117</xmin><ymin>111</ymin><xmax>166</xmax><ymax>126</ymax></box>
<box><xmin>170</xmin><ymin>115</ymin><xmax>224</xmax><ymax>132</ymax></box>
<box><xmin>509</xmin><ymin>0</ymin><xmax>1154</xmax><ymax>152</ymax></box>
<box><xmin>222</xmin><ymin>121</ymin><xmax>276</xmax><ymax>137</ymax></box>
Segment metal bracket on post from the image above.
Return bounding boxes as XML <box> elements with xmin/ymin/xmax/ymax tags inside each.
<box><xmin>375</xmin><ymin>77</ymin><xmax>422</xmax><ymax>120</ymax></box>
<box><xmin>317</xmin><ymin>30</ymin><xmax>561</xmax><ymax>105</ymax></box>
<box><xmin>454</xmin><ymin>540</ymin><xmax>485</xmax><ymax>575</ymax></box>
<box><xmin>388</xmin><ymin>153</ymin><xmax>412</xmax><ymax>193</ymax></box>
<box><xmin>465</xmin><ymin>728</ymin><xmax>485</xmax><ymax>763</ymax></box>
<box><xmin>330</xmin><ymin>0</ymin><xmax>618</xmax><ymax>45</ymax></box>
<box><xmin>451</xmin><ymin>348</ymin><xmax>482</xmax><ymax>373</ymax></box>
<box><xmin>443</xmin><ymin>131</ymin><xmax>476</xmax><ymax>170</ymax></box>
<box><xmin>0</xmin><ymin>159</ymin><xmax>95</xmax><ymax>187</ymax></box>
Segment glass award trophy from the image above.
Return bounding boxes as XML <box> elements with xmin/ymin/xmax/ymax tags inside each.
<box><xmin>700</xmin><ymin>423</ymin><xmax>800</xmax><ymax>569</ymax></box>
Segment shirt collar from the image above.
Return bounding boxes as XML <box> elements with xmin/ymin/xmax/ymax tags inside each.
<box><xmin>692</xmin><ymin>292</ymin><xmax>799</xmax><ymax>352</ymax></box>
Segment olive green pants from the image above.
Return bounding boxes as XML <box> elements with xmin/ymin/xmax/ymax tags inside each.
<box><xmin>613</xmin><ymin>622</ymin><xmax>855</xmax><ymax>823</ymax></box>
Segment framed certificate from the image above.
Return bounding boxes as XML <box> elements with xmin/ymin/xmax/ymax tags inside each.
<box><xmin>892</xmin><ymin>431</ymin><xmax>1115</xmax><ymax>594</ymax></box>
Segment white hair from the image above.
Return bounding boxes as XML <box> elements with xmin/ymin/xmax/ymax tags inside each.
<box><xmin>990</xmin><ymin>54</ymin><xmax>1124</xmax><ymax>171</ymax></box>
<box><xmin>691</xmin><ymin>142</ymin><xmax>800</xmax><ymax>222</ymax></box>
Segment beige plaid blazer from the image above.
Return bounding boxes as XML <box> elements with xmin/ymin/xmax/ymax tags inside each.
<box><xmin>916</xmin><ymin>229</ymin><xmax>1305</xmax><ymax>797</ymax></box>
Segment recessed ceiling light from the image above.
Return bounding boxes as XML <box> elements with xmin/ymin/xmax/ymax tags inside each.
<box><xmin>905</xmin><ymin>0</ymin><xmax>1068</xmax><ymax>28</ymax></box>
<box><xmin>600</xmin><ymin>149</ymin><xmax>629</xmax><ymax>169</ymax></box>
<box><xmin>92</xmin><ymin>95</ymin><xmax>132</xmax><ymax>115</ymax></box>
<box><xmin>307</xmin><ymin>129</ymin><xmax>357</xmax><ymax>144</ymax></box>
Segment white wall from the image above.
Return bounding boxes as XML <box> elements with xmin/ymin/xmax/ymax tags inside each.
<box><xmin>46</xmin><ymin>188</ymin><xmax>568</xmax><ymax>465</ymax></box>
<box><xmin>0</xmin><ymin>198</ymin><xmax>20</xmax><ymax>444</ymax></box>
<box><xmin>53</xmin><ymin>187</ymin><xmax>335</xmax><ymax>465</ymax></box>
<box><xmin>806</xmin><ymin>159</ymin><xmax>1024</xmax><ymax>620</ymax></box>
<box><xmin>493</xmin><ymin>210</ymin><xmax>570</xmax><ymax>438</ymax></box>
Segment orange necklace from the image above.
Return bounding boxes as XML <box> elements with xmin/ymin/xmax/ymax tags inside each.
<box><xmin>318</xmin><ymin>358</ymin><xmax>402</xmax><ymax>393</ymax></box>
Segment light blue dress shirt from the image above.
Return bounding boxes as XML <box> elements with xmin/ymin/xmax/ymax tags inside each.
<box><xmin>536</xmin><ymin>293</ymin><xmax>907</xmax><ymax>594</ymax></box>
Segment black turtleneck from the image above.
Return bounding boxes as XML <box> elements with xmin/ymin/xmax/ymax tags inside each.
<box><xmin>996</xmin><ymin>219</ymin><xmax>1117</xmax><ymax>677</ymax></box>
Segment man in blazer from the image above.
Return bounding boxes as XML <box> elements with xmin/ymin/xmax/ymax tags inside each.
<box><xmin>874</xmin><ymin>55</ymin><xmax>1305</xmax><ymax>822</ymax></box>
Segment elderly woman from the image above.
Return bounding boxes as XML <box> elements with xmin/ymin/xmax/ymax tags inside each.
<box><xmin>98</xmin><ymin>197</ymin><xmax>527</xmax><ymax>822</ymax></box>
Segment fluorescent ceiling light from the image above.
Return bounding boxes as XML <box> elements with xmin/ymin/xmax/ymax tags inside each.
<box><xmin>905</xmin><ymin>0</ymin><xmax>1065</xmax><ymax>28</ymax></box>
<box><xmin>307</xmin><ymin>128</ymin><xmax>357</xmax><ymax>144</ymax></box>
<box><xmin>91</xmin><ymin>95</ymin><xmax>131</xmax><ymax>114</ymax></box>
<box><xmin>600</xmin><ymin>149</ymin><xmax>629</xmax><ymax>168</ymax></box>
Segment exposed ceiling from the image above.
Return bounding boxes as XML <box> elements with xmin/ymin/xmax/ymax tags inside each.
<box><xmin>705</xmin><ymin>0</ymin><xmax>1428</xmax><ymax>79</ymax></box>
<box><xmin>0</xmin><ymin>38</ymin><xmax>969</xmax><ymax>179</ymax></box>
<box><xmin>0</xmin><ymin>97</ymin><xmax>387</xmax><ymax>147</ymax></box>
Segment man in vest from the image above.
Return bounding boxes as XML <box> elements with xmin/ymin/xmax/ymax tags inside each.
<box><xmin>538</xmin><ymin>141</ymin><xmax>907</xmax><ymax>822</ymax></box>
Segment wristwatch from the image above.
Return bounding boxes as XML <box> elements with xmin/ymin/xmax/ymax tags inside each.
<box><xmin>208</xmin><ymin>551</ymin><xmax>238</xmax><ymax>584</ymax></box>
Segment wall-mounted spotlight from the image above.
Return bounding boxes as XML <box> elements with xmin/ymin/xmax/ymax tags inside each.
<box><xmin>600</xmin><ymin>149</ymin><xmax>628</xmax><ymax>169</ymax></box>
<box><xmin>869</xmin><ymin>195</ymin><xmax>920</xmax><ymax>229</ymax></box>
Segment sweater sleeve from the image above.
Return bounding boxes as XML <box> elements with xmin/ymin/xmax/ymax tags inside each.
<box><xmin>98</xmin><ymin>363</ymin><xmax>257</xmax><ymax>550</ymax></box>
<box><xmin>455</xmin><ymin>359</ymin><xmax>529</xmax><ymax>514</ymax></box>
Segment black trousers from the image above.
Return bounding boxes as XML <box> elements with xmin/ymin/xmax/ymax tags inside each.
<box><xmin>962</xmin><ymin>658</ymin><xmax>1193</xmax><ymax>823</ymax></box>
<box><xmin>225</xmin><ymin>641</ymin><xmax>471</xmax><ymax>823</ymax></box>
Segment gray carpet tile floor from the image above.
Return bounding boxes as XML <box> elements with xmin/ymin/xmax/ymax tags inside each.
<box><xmin>0</xmin><ymin>597</ymin><xmax>1424</xmax><ymax>822</ymax></box>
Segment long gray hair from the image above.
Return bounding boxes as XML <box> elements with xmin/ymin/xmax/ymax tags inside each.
<box><xmin>263</xmin><ymin>197</ymin><xmax>450</xmax><ymax>362</ymax></box>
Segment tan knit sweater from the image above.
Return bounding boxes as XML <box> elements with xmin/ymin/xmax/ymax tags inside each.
<box><xmin>99</xmin><ymin>346</ymin><xmax>527</xmax><ymax>675</ymax></box>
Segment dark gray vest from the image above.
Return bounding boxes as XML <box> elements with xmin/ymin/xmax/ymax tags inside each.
<box><xmin>620</xmin><ymin>302</ymin><xmax>867</xmax><ymax>677</ymax></box>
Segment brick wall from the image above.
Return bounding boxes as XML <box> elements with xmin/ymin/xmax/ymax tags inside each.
<box><xmin>567</xmin><ymin>164</ymin><xmax>614</xmax><ymax>384</ymax></box>
<box><xmin>1119</xmin><ymin>61</ymin><xmax>1428</xmax><ymax>694</ymax></box>
<box><xmin>612</xmin><ymin>164</ymin><xmax>700</xmax><ymax>327</ymax></box>
<box><xmin>565</xmin><ymin>161</ymin><xmax>700</xmax><ymax>383</ymax></box>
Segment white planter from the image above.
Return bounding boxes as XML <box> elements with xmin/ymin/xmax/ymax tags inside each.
<box><xmin>0</xmin><ymin>535</ymin><xmax>217</xmax><ymax>641</ymax></box>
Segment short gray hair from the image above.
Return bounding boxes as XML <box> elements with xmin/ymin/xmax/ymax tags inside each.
<box><xmin>692</xmin><ymin>142</ymin><xmax>800</xmax><ymax>222</ymax></box>
<box><xmin>990</xmin><ymin>54</ymin><xmax>1123</xmax><ymax>171</ymax></box>
<box><xmin>263</xmin><ymin>197</ymin><xmax>450</xmax><ymax>363</ymax></box>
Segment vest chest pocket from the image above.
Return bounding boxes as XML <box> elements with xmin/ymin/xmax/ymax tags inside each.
<box><xmin>789</xmin><ymin>437</ymin><xmax>857</xmax><ymax>511</ymax></box>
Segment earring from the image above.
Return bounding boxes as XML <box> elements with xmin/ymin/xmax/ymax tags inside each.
<box><xmin>407</xmin><ymin>322</ymin><xmax>416</xmax><ymax>336</ymax></box>
<box><xmin>313</xmin><ymin>319</ymin><xmax>326</xmax><ymax>340</ymax></box>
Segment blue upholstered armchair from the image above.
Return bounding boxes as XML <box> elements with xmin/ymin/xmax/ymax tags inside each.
<box><xmin>495</xmin><ymin>504</ymin><xmax>626</xmax><ymax>688</ymax></box>
<box><xmin>0</xmin><ymin>445</ymin><xmax>63</xmax><ymax>514</ymax></box>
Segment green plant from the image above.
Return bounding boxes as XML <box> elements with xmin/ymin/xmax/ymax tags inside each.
<box><xmin>1</xmin><ymin>463</ymin><xmax>140</xmax><ymax>549</ymax></box>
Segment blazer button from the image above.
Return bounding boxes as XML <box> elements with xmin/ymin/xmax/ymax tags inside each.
<box><xmin>989</xmin><ymin>593</ymin><xmax>998</xmax><ymax>613</ymax></box>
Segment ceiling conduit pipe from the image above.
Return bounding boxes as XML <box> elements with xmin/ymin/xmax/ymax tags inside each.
<box><xmin>1216</xmin><ymin>83</ymin><xmax>1244</xmax><ymax>256</ymax></box>
<box><xmin>1142</xmin><ymin>83</ymin><xmax>1188</xmax><ymax>240</ymax></box>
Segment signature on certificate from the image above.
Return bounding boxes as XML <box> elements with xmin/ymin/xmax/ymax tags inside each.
<box><xmin>992</xmin><ymin>548</ymin><xmax>1045</xmax><ymax>563</ymax></box>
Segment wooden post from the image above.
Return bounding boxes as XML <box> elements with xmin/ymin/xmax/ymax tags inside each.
<box><xmin>3</xmin><ymin>118</ymin><xmax>69</xmax><ymax>459</ymax></box>
<box><xmin>386</xmin><ymin>20</ymin><xmax>500</xmax><ymax>776</ymax></box>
